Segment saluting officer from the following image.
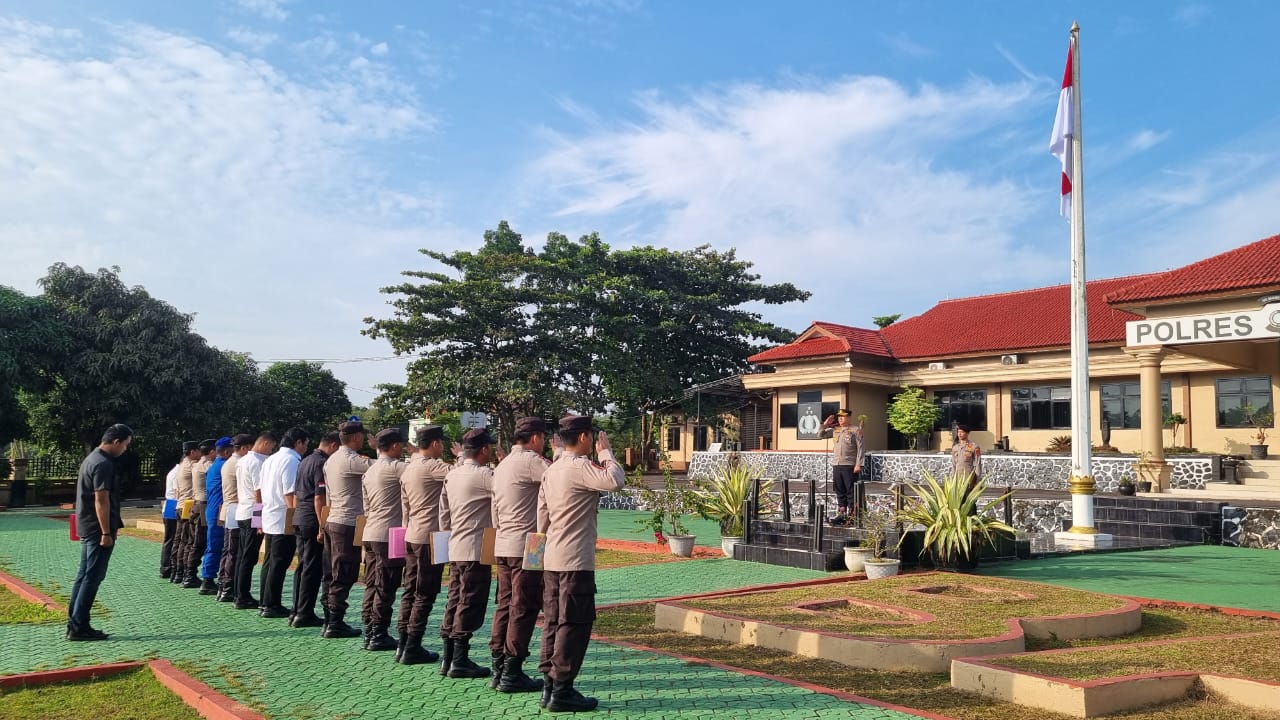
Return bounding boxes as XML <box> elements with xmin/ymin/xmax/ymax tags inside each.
<box><xmin>216</xmin><ymin>434</ymin><xmax>252</xmax><ymax>602</ymax></box>
<box><xmin>396</xmin><ymin>425</ymin><xmax>450</xmax><ymax>666</ymax></box>
<box><xmin>360</xmin><ymin>428</ymin><xmax>409</xmax><ymax>651</ymax></box>
<box><xmin>439</xmin><ymin>427</ymin><xmax>497</xmax><ymax>680</ymax></box>
<box><xmin>182</xmin><ymin>439</ymin><xmax>216</xmax><ymax>589</ymax></box>
<box><xmin>320</xmin><ymin>420</ymin><xmax>374</xmax><ymax>639</ymax></box>
<box><xmin>170</xmin><ymin>441</ymin><xmax>200</xmax><ymax>585</ymax></box>
<box><xmin>820</xmin><ymin>409</ymin><xmax>865</xmax><ymax>516</ymax></box>
<box><xmin>537</xmin><ymin>416</ymin><xmax>625</xmax><ymax>713</ymax></box>
<box><xmin>488</xmin><ymin>417</ymin><xmax>556</xmax><ymax>693</ymax></box>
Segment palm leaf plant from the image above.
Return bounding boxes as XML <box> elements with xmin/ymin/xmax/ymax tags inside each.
<box><xmin>896</xmin><ymin>471</ymin><xmax>1014</xmax><ymax>568</ymax></box>
<box><xmin>691</xmin><ymin>459</ymin><xmax>774</xmax><ymax>537</ymax></box>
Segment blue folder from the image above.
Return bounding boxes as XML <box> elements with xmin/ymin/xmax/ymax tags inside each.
<box><xmin>162</xmin><ymin>499</ymin><xmax>179</xmax><ymax>520</ymax></box>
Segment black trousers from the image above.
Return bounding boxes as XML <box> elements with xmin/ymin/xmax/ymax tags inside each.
<box><xmin>218</xmin><ymin>526</ymin><xmax>239</xmax><ymax>588</ymax></box>
<box><xmin>441</xmin><ymin>561</ymin><xmax>492</xmax><ymax>641</ymax></box>
<box><xmin>260</xmin><ymin>533</ymin><xmax>296</xmax><ymax>611</ymax></box>
<box><xmin>361</xmin><ymin>541</ymin><xmax>403</xmax><ymax>627</ymax></box>
<box><xmin>234</xmin><ymin>519</ymin><xmax>263</xmax><ymax>603</ymax></box>
<box><xmin>186</xmin><ymin>511</ymin><xmax>207</xmax><ymax>575</ymax></box>
<box><xmin>324</xmin><ymin>523</ymin><xmax>360</xmax><ymax>620</ymax></box>
<box><xmin>538</xmin><ymin>570</ymin><xmax>597</xmax><ymax>685</ymax></box>
<box><xmin>397</xmin><ymin>541</ymin><xmax>443</xmax><ymax>636</ymax></box>
<box><xmin>832</xmin><ymin>466</ymin><xmax>862</xmax><ymax>511</ymax></box>
<box><xmin>490</xmin><ymin>556</ymin><xmax>543</xmax><ymax>661</ymax></box>
<box><xmin>292</xmin><ymin>523</ymin><xmax>328</xmax><ymax>619</ymax></box>
<box><xmin>171</xmin><ymin>517</ymin><xmax>192</xmax><ymax>575</ymax></box>
<box><xmin>160</xmin><ymin>518</ymin><xmax>177</xmax><ymax>575</ymax></box>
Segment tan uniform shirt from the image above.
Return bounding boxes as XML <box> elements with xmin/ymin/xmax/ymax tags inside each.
<box><xmin>324</xmin><ymin>447</ymin><xmax>374</xmax><ymax>527</ymax></box>
<box><xmin>222</xmin><ymin>453</ymin><xmax>240</xmax><ymax>504</ymax></box>
<box><xmin>400</xmin><ymin>456</ymin><xmax>451</xmax><ymax>545</ymax></box>
<box><xmin>176</xmin><ymin>457</ymin><xmax>194</xmax><ymax>501</ymax></box>
<box><xmin>493</xmin><ymin>446</ymin><xmax>550</xmax><ymax>558</ymax></box>
<box><xmin>538</xmin><ymin>449</ymin><xmax>625</xmax><ymax>572</ymax></box>
<box><xmin>444</xmin><ymin>459</ymin><xmax>494</xmax><ymax>562</ymax></box>
<box><xmin>193</xmin><ymin>458</ymin><xmax>211</xmax><ymax>502</ymax></box>
<box><xmin>821</xmin><ymin>425</ymin><xmax>865</xmax><ymax>468</ymax></box>
<box><xmin>361</xmin><ymin>457</ymin><xmax>406</xmax><ymax>543</ymax></box>
<box><xmin>952</xmin><ymin>440</ymin><xmax>982</xmax><ymax>481</ymax></box>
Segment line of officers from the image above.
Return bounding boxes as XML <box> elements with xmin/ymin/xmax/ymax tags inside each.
<box><xmin>160</xmin><ymin>415</ymin><xmax>624</xmax><ymax>714</ymax></box>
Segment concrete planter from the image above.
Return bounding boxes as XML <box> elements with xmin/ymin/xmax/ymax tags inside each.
<box><xmin>1251</xmin><ymin>445</ymin><xmax>1269</xmax><ymax>460</ymax></box>
<box><xmin>668</xmin><ymin>534</ymin><xmax>696</xmax><ymax>558</ymax></box>
<box><xmin>720</xmin><ymin>536</ymin><xmax>741</xmax><ymax>558</ymax></box>
<box><xmin>863</xmin><ymin>558</ymin><xmax>900</xmax><ymax>580</ymax></box>
<box><xmin>843</xmin><ymin>547</ymin><xmax>872</xmax><ymax>573</ymax></box>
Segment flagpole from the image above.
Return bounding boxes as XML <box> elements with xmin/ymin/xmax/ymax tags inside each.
<box><xmin>1056</xmin><ymin>21</ymin><xmax>1111</xmax><ymax>546</ymax></box>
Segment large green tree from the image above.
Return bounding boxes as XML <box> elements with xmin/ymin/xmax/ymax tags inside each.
<box><xmin>0</xmin><ymin>286</ymin><xmax>68</xmax><ymax>447</ymax></box>
<box><xmin>259</xmin><ymin>361</ymin><xmax>352</xmax><ymax>436</ymax></box>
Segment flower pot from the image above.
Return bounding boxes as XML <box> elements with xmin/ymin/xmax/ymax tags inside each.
<box><xmin>1251</xmin><ymin>445</ymin><xmax>1269</xmax><ymax>460</ymax></box>
<box><xmin>720</xmin><ymin>536</ymin><xmax>742</xmax><ymax>558</ymax></box>
<box><xmin>1118</xmin><ymin>484</ymin><xmax>1136</xmax><ymax>496</ymax></box>
<box><xmin>1136</xmin><ymin>480</ymin><xmax>1152</xmax><ymax>493</ymax></box>
<box><xmin>668</xmin><ymin>534</ymin><xmax>696</xmax><ymax>558</ymax></box>
<box><xmin>844</xmin><ymin>546</ymin><xmax>872</xmax><ymax>573</ymax></box>
<box><xmin>863</xmin><ymin>558</ymin><xmax>900</xmax><ymax>580</ymax></box>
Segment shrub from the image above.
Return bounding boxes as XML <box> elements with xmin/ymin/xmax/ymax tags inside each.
<box><xmin>691</xmin><ymin>458</ymin><xmax>773</xmax><ymax>537</ymax></box>
<box><xmin>896</xmin><ymin>472</ymin><xmax>1014</xmax><ymax>566</ymax></box>
<box><xmin>1046</xmin><ymin>435</ymin><xmax>1072</xmax><ymax>452</ymax></box>
<box><xmin>887</xmin><ymin>386</ymin><xmax>940</xmax><ymax>450</ymax></box>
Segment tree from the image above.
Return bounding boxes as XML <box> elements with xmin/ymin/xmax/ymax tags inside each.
<box><xmin>259</xmin><ymin>361</ymin><xmax>351</xmax><ymax>436</ymax></box>
<box><xmin>872</xmin><ymin>314</ymin><xmax>901</xmax><ymax>328</ymax></box>
<box><xmin>0</xmin><ymin>286</ymin><xmax>68</xmax><ymax>446</ymax></box>
<box><xmin>887</xmin><ymin>385</ymin><xmax>940</xmax><ymax>450</ymax></box>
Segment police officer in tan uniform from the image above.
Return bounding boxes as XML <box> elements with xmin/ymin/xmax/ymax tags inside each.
<box><xmin>439</xmin><ymin>427</ymin><xmax>497</xmax><ymax>680</ymax></box>
<box><xmin>488</xmin><ymin>417</ymin><xmax>556</xmax><ymax>693</ymax></box>
<box><xmin>537</xmin><ymin>416</ymin><xmax>625</xmax><ymax>712</ymax></box>
<box><xmin>320</xmin><ymin>419</ymin><xmax>374</xmax><ymax>639</ymax></box>
<box><xmin>215</xmin><ymin>434</ymin><xmax>251</xmax><ymax>602</ymax></box>
<box><xmin>169</xmin><ymin>441</ymin><xmax>200</xmax><ymax>585</ymax></box>
<box><xmin>396</xmin><ymin>424</ymin><xmax>450</xmax><ymax>666</ymax></box>
<box><xmin>360</xmin><ymin>427</ymin><xmax>408</xmax><ymax>651</ymax></box>
<box><xmin>820</xmin><ymin>409</ymin><xmax>865</xmax><ymax>516</ymax></box>
<box><xmin>182</xmin><ymin>439</ymin><xmax>215</xmax><ymax>589</ymax></box>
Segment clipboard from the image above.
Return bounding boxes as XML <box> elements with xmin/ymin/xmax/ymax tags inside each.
<box><xmin>222</xmin><ymin>502</ymin><xmax>237</xmax><ymax>527</ymax></box>
<box><xmin>352</xmin><ymin>515</ymin><xmax>367</xmax><ymax>546</ymax></box>
<box><xmin>162</xmin><ymin>499</ymin><xmax>179</xmax><ymax>520</ymax></box>
<box><xmin>179</xmin><ymin>498</ymin><xmax>195</xmax><ymax>520</ymax></box>
<box><xmin>522</xmin><ymin>532</ymin><xmax>546</xmax><ymax>571</ymax></box>
<box><xmin>250</xmin><ymin>503</ymin><xmax>263</xmax><ymax>529</ymax></box>
<box><xmin>283</xmin><ymin>507</ymin><xmax>296</xmax><ymax>535</ymax></box>
<box><xmin>430</xmin><ymin>531</ymin><xmax>451</xmax><ymax>564</ymax></box>
<box><xmin>480</xmin><ymin>527</ymin><xmax>497</xmax><ymax>565</ymax></box>
<box><xmin>388</xmin><ymin>527</ymin><xmax>406</xmax><ymax>559</ymax></box>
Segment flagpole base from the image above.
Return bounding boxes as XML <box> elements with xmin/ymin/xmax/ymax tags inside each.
<box><xmin>1053</xmin><ymin>530</ymin><xmax>1114</xmax><ymax>548</ymax></box>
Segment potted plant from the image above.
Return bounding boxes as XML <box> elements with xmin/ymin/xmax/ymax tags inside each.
<box><xmin>896</xmin><ymin>472</ymin><xmax>1014</xmax><ymax>572</ymax></box>
<box><xmin>691</xmin><ymin>457</ymin><xmax>773</xmax><ymax>558</ymax></box>
<box><xmin>1132</xmin><ymin>450</ymin><xmax>1155</xmax><ymax>493</ymax></box>
<box><xmin>631</xmin><ymin>461</ymin><xmax>699</xmax><ymax>557</ymax></box>
<box><xmin>843</xmin><ymin>538</ymin><xmax>873</xmax><ymax>573</ymax></box>
<box><xmin>860</xmin><ymin>509</ymin><xmax>900</xmax><ymax>579</ymax></box>
<box><xmin>1117</xmin><ymin>474</ymin><xmax>1136</xmax><ymax>496</ymax></box>
<box><xmin>1248</xmin><ymin>409</ymin><xmax>1272</xmax><ymax>460</ymax></box>
<box><xmin>887</xmin><ymin>386</ymin><xmax>941</xmax><ymax>451</ymax></box>
<box><xmin>1165</xmin><ymin>412</ymin><xmax>1186</xmax><ymax>448</ymax></box>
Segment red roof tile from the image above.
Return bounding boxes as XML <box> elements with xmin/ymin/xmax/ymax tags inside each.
<box><xmin>1105</xmin><ymin>233</ymin><xmax>1280</xmax><ymax>305</ymax></box>
<box><xmin>747</xmin><ymin>322</ymin><xmax>890</xmax><ymax>364</ymax></box>
<box><xmin>813</xmin><ymin>322</ymin><xmax>893</xmax><ymax>358</ymax></box>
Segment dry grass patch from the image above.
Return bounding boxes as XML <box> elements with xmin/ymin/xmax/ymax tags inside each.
<box><xmin>1028</xmin><ymin>607</ymin><xmax>1280</xmax><ymax>651</ymax></box>
<box><xmin>997</xmin><ymin>630</ymin><xmax>1280</xmax><ymax>683</ymax></box>
<box><xmin>0</xmin><ymin>667</ymin><xmax>202</xmax><ymax>720</ymax></box>
<box><xmin>595</xmin><ymin>549</ymin><xmax>681</xmax><ymax>569</ymax></box>
<box><xmin>680</xmin><ymin>575</ymin><xmax>1126</xmax><ymax>640</ymax></box>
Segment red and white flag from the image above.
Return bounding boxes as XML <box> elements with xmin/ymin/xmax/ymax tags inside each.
<box><xmin>1049</xmin><ymin>44</ymin><xmax>1074</xmax><ymax>218</ymax></box>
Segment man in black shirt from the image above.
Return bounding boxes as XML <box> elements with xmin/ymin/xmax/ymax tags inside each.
<box><xmin>290</xmin><ymin>431</ymin><xmax>339</xmax><ymax>628</ymax></box>
<box><xmin>67</xmin><ymin>423</ymin><xmax>133</xmax><ymax>641</ymax></box>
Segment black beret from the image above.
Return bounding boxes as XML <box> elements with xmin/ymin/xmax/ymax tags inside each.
<box><xmin>339</xmin><ymin>420</ymin><xmax>366</xmax><ymax>436</ymax></box>
<box><xmin>375</xmin><ymin>427</ymin><xmax>404</xmax><ymax>445</ymax></box>
<box><xmin>415</xmin><ymin>424</ymin><xmax>445</xmax><ymax>446</ymax></box>
<box><xmin>232</xmin><ymin>433</ymin><xmax>254</xmax><ymax>447</ymax></box>
<box><xmin>182</xmin><ymin>441</ymin><xmax>200</xmax><ymax>453</ymax></box>
<box><xmin>557</xmin><ymin>415</ymin><xmax>598</xmax><ymax>435</ymax></box>
<box><xmin>515</xmin><ymin>417</ymin><xmax>547</xmax><ymax>435</ymax></box>
<box><xmin>461</xmin><ymin>427</ymin><xmax>496</xmax><ymax>450</ymax></box>
<box><xmin>198</xmin><ymin>439</ymin><xmax>217</xmax><ymax>452</ymax></box>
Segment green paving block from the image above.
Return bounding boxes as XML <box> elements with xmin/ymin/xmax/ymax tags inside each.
<box><xmin>980</xmin><ymin>545</ymin><xmax>1280</xmax><ymax>612</ymax></box>
<box><xmin>596</xmin><ymin>509</ymin><xmax>723</xmax><ymax>546</ymax></box>
<box><xmin>0</xmin><ymin>514</ymin><xmax>923</xmax><ymax>719</ymax></box>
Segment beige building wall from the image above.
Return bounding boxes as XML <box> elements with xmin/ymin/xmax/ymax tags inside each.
<box><xmin>848</xmin><ymin>383</ymin><xmax>888</xmax><ymax>451</ymax></box>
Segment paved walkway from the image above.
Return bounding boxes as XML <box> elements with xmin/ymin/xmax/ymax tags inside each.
<box><xmin>0</xmin><ymin>514</ymin><xmax>920</xmax><ymax>719</ymax></box>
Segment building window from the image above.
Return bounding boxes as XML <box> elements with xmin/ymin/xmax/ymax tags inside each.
<box><xmin>1216</xmin><ymin>376</ymin><xmax>1274</xmax><ymax>427</ymax></box>
<box><xmin>665</xmin><ymin>426</ymin><xmax>681</xmax><ymax>452</ymax></box>
<box><xmin>693</xmin><ymin>425</ymin><xmax>710</xmax><ymax>451</ymax></box>
<box><xmin>1011</xmin><ymin>385</ymin><xmax>1072</xmax><ymax>430</ymax></box>
<box><xmin>933</xmin><ymin>390</ymin><xmax>987</xmax><ymax>431</ymax></box>
<box><xmin>1100</xmin><ymin>381</ymin><xmax>1171</xmax><ymax>429</ymax></box>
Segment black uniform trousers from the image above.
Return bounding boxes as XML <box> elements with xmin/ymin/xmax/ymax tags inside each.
<box><xmin>361</xmin><ymin>541</ymin><xmax>403</xmax><ymax>627</ymax></box>
<box><xmin>218</xmin><ymin>526</ymin><xmax>239</xmax><ymax>589</ymax></box>
<box><xmin>538</xmin><ymin>570</ymin><xmax>597</xmax><ymax>685</ymax></box>
<box><xmin>490</xmin><ymin>556</ymin><xmax>543</xmax><ymax>661</ymax></box>
<box><xmin>324</xmin><ymin>522</ymin><xmax>360</xmax><ymax>619</ymax></box>
<box><xmin>160</xmin><ymin>517</ymin><xmax>177</xmax><ymax>575</ymax></box>
<box><xmin>171</xmin><ymin>516</ymin><xmax>192</xmax><ymax>576</ymax></box>
<box><xmin>832</xmin><ymin>466</ymin><xmax>862</xmax><ymax>511</ymax></box>
<box><xmin>440</xmin><ymin>561</ymin><xmax>492</xmax><ymax>641</ymax></box>
<box><xmin>234</xmin><ymin>519</ymin><xmax>263</xmax><ymax>603</ymax></box>
<box><xmin>291</xmin><ymin>523</ymin><xmax>328</xmax><ymax>619</ymax></box>
<box><xmin>185</xmin><ymin>508</ymin><xmax>207</xmax><ymax>576</ymax></box>
<box><xmin>397</xmin><ymin>541</ymin><xmax>443</xmax><ymax>636</ymax></box>
<box><xmin>259</xmin><ymin>533</ymin><xmax>296</xmax><ymax>611</ymax></box>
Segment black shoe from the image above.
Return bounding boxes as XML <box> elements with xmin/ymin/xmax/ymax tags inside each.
<box><xmin>398</xmin><ymin>633</ymin><xmax>439</xmax><ymax>665</ymax></box>
<box><xmin>160</xmin><ymin>568</ymin><xmax>172</xmax><ymax>579</ymax></box>
<box><xmin>290</xmin><ymin>613</ymin><xmax>323</xmax><ymax>628</ymax></box>
<box><xmin>181</xmin><ymin>570</ymin><xmax>201</xmax><ymax>589</ymax></box>
<box><xmin>541</xmin><ymin>675</ymin><xmax>553</xmax><ymax>708</ymax></box>
<box><xmin>488</xmin><ymin>652</ymin><xmax>505</xmax><ymax>689</ymax></box>
<box><xmin>394</xmin><ymin>634</ymin><xmax>406</xmax><ymax>662</ymax></box>
<box><xmin>234</xmin><ymin>598</ymin><xmax>260</xmax><ymax>610</ymax></box>
<box><xmin>438</xmin><ymin>637</ymin><xmax>454</xmax><ymax>676</ymax></box>
<box><xmin>66</xmin><ymin>627</ymin><xmax>109</xmax><ymax>642</ymax></box>
<box><xmin>198</xmin><ymin>579</ymin><xmax>218</xmax><ymax>595</ymax></box>
<box><xmin>446</xmin><ymin>639</ymin><xmax>490</xmax><ymax>679</ymax></box>
<box><xmin>259</xmin><ymin>606</ymin><xmax>290</xmax><ymax>619</ymax></box>
<box><xmin>497</xmin><ymin>657</ymin><xmax>543</xmax><ymax>694</ymax></box>
<box><xmin>321</xmin><ymin>620</ymin><xmax>362</xmax><ymax>639</ymax></box>
<box><xmin>547</xmin><ymin>683</ymin><xmax>599</xmax><ymax>713</ymax></box>
<box><xmin>364</xmin><ymin>625</ymin><xmax>397</xmax><ymax>651</ymax></box>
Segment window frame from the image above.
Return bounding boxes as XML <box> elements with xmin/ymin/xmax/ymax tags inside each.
<box><xmin>1011</xmin><ymin>384</ymin><xmax>1073</xmax><ymax>430</ymax></box>
<box><xmin>1215</xmin><ymin>376</ymin><xmax>1274</xmax><ymax>428</ymax></box>
<box><xmin>932</xmin><ymin>389</ymin><xmax>988</xmax><ymax>432</ymax></box>
<box><xmin>1099</xmin><ymin>380</ymin><xmax>1172</xmax><ymax>430</ymax></box>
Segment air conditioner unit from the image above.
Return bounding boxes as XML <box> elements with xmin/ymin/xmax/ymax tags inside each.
<box><xmin>1001</xmin><ymin>354</ymin><xmax>1022</xmax><ymax>366</ymax></box>
<box><xmin>927</xmin><ymin>362</ymin><xmax>947</xmax><ymax>371</ymax></box>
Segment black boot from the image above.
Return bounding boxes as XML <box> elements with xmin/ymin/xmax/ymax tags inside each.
<box><xmin>547</xmin><ymin>681</ymin><xmax>598</xmax><ymax>713</ymax></box>
<box><xmin>446</xmin><ymin>639</ymin><xmax>490</xmax><ymax>679</ymax></box>
<box><xmin>398</xmin><ymin>633</ymin><xmax>439</xmax><ymax>665</ymax></box>
<box><xmin>198</xmin><ymin>579</ymin><xmax>218</xmax><ymax>595</ymax></box>
<box><xmin>541</xmin><ymin>674</ymin><xmax>553</xmax><ymax>708</ymax></box>
<box><xmin>395</xmin><ymin>634</ymin><xmax>406</xmax><ymax>662</ymax></box>
<box><xmin>488</xmin><ymin>651</ymin><xmax>505</xmax><ymax>689</ymax></box>
<box><xmin>365</xmin><ymin>624</ymin><xmax>397</xmax><ymax>652</ymax></box>
<box><xmin>322</xmin><ymin>614</ymin><xmax>361</xmax><ymax>639</ymax></box>
<box><xmin>498</xmin><ymin>657</ymin><xmax>543</xmax><ymax>694</ymax></box>
<box><xmin>438</xmin><ymin>637</ymin><xmax>454</xmax><ymax>677</ymax></box>
<box><xmin>181</xmin><ymin>568</ymin><xmax>201</xmax><ymax>589</ymax></box>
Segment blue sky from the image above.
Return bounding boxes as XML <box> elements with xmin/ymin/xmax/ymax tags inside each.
<box><xmin>3</xmin><ymin>1</ymin><xmax>1279</xmax><ymax>405</ymax></box>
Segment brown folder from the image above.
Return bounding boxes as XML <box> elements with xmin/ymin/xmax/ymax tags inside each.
<box><xmin>480</xmin><ymin>527</ymin><xmax>497</xmax><ymax>565</ymax></box>
<box><xmin>283</xmin><ymin>507</ymin><xmax>295</xmax><ymax>535</ymax></box>
<box><xmin>353</xmin><ymin>515</ymin><xmax>367</xmax><ymax>546</ymax></box>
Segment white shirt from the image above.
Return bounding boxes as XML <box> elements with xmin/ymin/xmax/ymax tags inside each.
<box><xmin>164</xmin><ymin>465</ymin><xmax>179</xmax><ymax>501</ymax></box>
<box><xmin>234</xmin><ymin>451</ymin><xmax>268</xmax><ymax>521</ymax></box>
<box><xmin>259</xmin><ymin>447</ymin><xmax>301</xmax><ymax>535</ymax></box>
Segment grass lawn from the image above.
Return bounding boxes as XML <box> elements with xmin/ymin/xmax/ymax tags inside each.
<box><xmin>593</xmin><ymin>603</ymin><xmax>1280</xmax><ymax>720</ymax></box>
<box><xmin>0</xmin><ymin>667</ymin><xmax>202</xmax><ymax>720</ymax></box>
<box><xmin>1027</xmin><ymin>606</ymin><xmax>1280</xmax><ymax>651</ymax></box>
<box><xmin>0</xmin><ymin>585</ymin><xmax>61</xmax><ymax>625</ymax></box>
<box><xmin>680</xmin><ymin>575</ymin><xmax>1128</xmax><ymax>640</ymax></box>
<box><xmin>594</xmin><ymin>548</ymin><xmax>682</xmax><ymax>569</ymax></box>
<box><xmin>997</xmin><ymin>629</ymin><xmax>1280</xmax><ymax>682</ymax></box>
<box><xmin>118</xmin><ymin>527</ymin><xmax>164</xmax><ymax>543</ymax></box>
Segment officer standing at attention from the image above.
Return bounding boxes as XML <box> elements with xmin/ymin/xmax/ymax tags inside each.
<box><xmin>488</xmin><ymin>417</ymin><xmax>558</xmax><ymax>693</ymax></box>
<box><xmin>396</xmin><ymin>424</ymin><xmax>450</xmax><ymax>666</ymax></box>
<box><xmin>232</xmin><ymin>431</ymin><xmax>277</xmax><ymax>610</ymax></box>
<box><xmin>820</xmin><ymin>409</ymin><xmax>865</xmax><ymax>517</ymax></box>
<box><xmin>170</xmin><ymin>441</ymin><xmax>200</xmax><ymax>585</ymax></box>
<box><xmin>537</xmin><ymin>416</ymin><xmax>625</xmax><ymax>713</ymax></box>
<box><xmin>439</xmin><ymin>428</ymin><xmax>498</xmax><ymax>680</ymax></box>
<box><xmin>216</xmin><ymin>434</ymin><xmax>251</xmax><ymax>602</ymax></box>
<box><xmin>360</xmin><ymin>428</ymin><xmax>409</xmax><ymax>651</ymax></box>
<box><xmin>290</xmin><ymin>430</ymin><xmax>338</xmax><ymax>628</ymax></box>
<box><xmin>320</xmin><ymin>419</ymin><xmax>374</xmax><ymax>639</ymax></box>
<box><xmin>199</xmin><ymin>437</ymin><xmax>234</xmax><ymax>595</ymax></box>
<box><xmin>182</xmin><ymin>439</ymin><xmax>215</xmax><ymax>589</ymax></box>
<box><xmin>159</xmin><ymin>459</ymin><xmax>179</xmax><ymax>580</ymax></box>
<box><xmin>258</xmin><ymin>427</ymin><xmax>308</xmax><ymax>619</ymax></box>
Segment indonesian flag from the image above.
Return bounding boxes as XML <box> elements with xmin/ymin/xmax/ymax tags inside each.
<box><xmin>1049</xmin><ymin>45</ymin><xmax>1074</xmax><ymax>218</ymax></box>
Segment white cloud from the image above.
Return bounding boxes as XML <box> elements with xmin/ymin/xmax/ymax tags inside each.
<box><xmin>370</xmin><ymin>41</ymin><xmax>389</xmax><ymax>56</ymax></box>
<box><xmin>995</xmin><ymin>43</ymin><xmax>1052</xmax><ymax>85</ymax></box>
<box><xmin>1126</xmin><ymin>129</ymin><xmax>1171</xmax><ymax>153</ymax></box>
<box><xmin>882</xmin><ymin>32</ymin><xmax>931</xmax><ymax>59</ymax></box>
<box><xmin>226</xmin><ymin>26</ymin><xmax>278</xmax><ymax>52</ymax></box>
<box><xmin>1173</xmin><ymin>3</ymin><xmax>1210</xmax><ymax>27</ymax></box>
<box><xmin>236</xmin><ymin>0</ymin><xmax>290</xmax><ymax>22</ymax></box>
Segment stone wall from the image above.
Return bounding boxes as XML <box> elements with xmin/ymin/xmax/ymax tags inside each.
<box><xmin>761</xmin><ymin>490</ymin><xmax>1067</xmax><ymax>535</ymax></box>
<box><xmin>1222</xmin><ymin>506</ymin><xmax>1280</xmax><ymax>550</ymax></box>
